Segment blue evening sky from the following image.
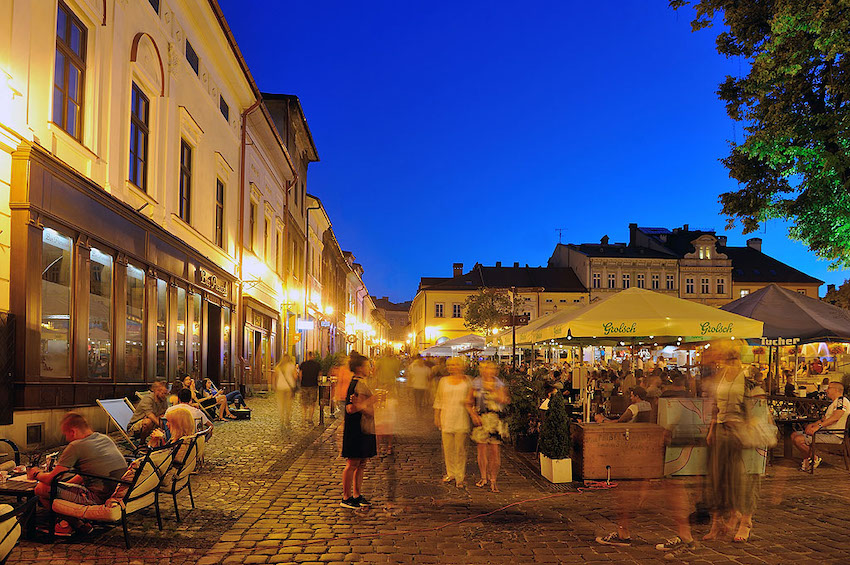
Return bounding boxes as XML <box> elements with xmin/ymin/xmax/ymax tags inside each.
<box><xmin>218</xmin><ymin>0</ymin><xmax>848</xmax><ymax>302</ymax></box>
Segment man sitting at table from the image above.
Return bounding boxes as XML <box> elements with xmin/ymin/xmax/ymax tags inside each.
<box><xmin>792</xmin><ymin>381</ymin><xmax>849</xmax><ymax>471</ymax></box>
<box><xmin>28</xmin><ymin>412</ymin><xmax>127</xmax><ymax>536</ymax></box>
<box><xmin>127</xmin><ymin>380</ymin><xmax>169</xmax><ymax>442</ymax></box>
<box><xmin>594</xmin><ymin>387</ymin><xmax>651</xmax><ymax>423</ymax></box>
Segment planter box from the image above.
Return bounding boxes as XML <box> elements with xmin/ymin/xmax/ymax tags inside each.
<box><xmin>540</xmin><ymin>453</ymin><xmax>573</xmax><ymax>483</ymax></box>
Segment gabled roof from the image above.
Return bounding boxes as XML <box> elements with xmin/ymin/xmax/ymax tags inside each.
<box><xmin>652</xmin><ymin>229</ymin><xmax>718</xmax><ymax>257</ymax></box>
<box><xmin>568</xmin><ymin>243</ymin><xmax>677</xmax><ymax>259</ymax></box>
<box><xmin>418</xmin><ymin>265</ymin><xmax>586</xmax><ymax>293</ymax></box>
<box><xmin>720</xmin><ymin>246</ymin><xmax>823</xmax><ymax>284</ymax></box>
<box><xmin>372</xmin><ymin>297</ymin><xmax>412</xmax><ymax>311</ymax></box>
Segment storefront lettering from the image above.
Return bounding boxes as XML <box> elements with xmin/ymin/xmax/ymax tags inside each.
<box><xmin>197</xmin><ymin>268</ymin><xmax>228</xmax><ymax>296</ymax></box>
<box><xmin>701</xmin><ymin>322</ymin><xmax>733</xmax><ymax>335</ymax></box>
<box><xmin>761</xmin><ymin>336</ymin><xmax>800</xmax><ymax>346</ymax></box>
<box><xmin>602</xmin><ymin>322</ymin><xmax>636</xmax><ymax>335</ymax></box>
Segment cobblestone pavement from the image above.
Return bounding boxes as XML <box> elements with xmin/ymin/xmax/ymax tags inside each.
<box><xmin>9</xmin><ymin>390</ymin><xmax>850</xmax><ymax>564</ymax></box>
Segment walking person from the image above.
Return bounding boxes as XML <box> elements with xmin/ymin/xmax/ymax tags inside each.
<box><xmin>341</xmin><ymin>353</ymin><xmax>378</xmax><ymax>509</ymax></box>
<box><xmin>434</xmin><ymin>357</ymin><xmax>472</xmax><ymax>488</ymax></box>
<box><xmin>468</xmin><ymin>361</ymin><xmax>508</xmax><ymax>492</ymax></box>
<box><xmin>704</xmin><ymin>342</ymin><xmax>759</xmax><ymax>542</ymax></box>
<box><xmin>299</xmin><ymin>351</ymin><xmax>321</xmax><ymax>424</ymax></box>
<box><xmin>408</xmin><ymin>355</ymin><xmax>431</xmax><ymax>417</ymax></box>
<box><xmin>274</xmin><ymin>354</ymin><xmax>297</xmax><ymax>430</ymax></box>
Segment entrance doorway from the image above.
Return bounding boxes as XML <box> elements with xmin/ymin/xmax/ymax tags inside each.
<box><xmin>206</xmin><ymin>302</ymin><xmax>221</xmax><ymax>385</ymax></box>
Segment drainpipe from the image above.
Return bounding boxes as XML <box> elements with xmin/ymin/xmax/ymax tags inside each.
<box><xmin>238</xmin><ymin>99</ymin><xmax>261</xmax><ymax>392</ymax></box>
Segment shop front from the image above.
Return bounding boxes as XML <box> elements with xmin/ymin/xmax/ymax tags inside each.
<box><xmin>242</xmin><ymin>298</ymin><xmax>278</xmax><ymax>392</ymax></box>
<box><xmin>9</xmin><ymin>144</ymin><xmax>236</xmax><ymax>411</ymax></box>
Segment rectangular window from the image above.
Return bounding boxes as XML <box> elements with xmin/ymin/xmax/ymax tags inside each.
<box><xmin>191</xmin><ymin>293</ymin><xmax>201</xmax><ymax>376</ymax></box>
<box><xmin>685</xmin><ymin>278</ymin><xmax>695</xmax><ymax>294</ymax></box>
<box><xmin>651</xmin><ymin>274</ymin><xmax>659</xmax><ymax>290</ymax></box>
<box><xmin>608</xmin><ymin>274</ymin><xmax>616</xmax><ymax>289</ymax></box>
<box><xmin>452</xmin><ymin>303</ymin><xmax>462</xmax><ymax>318</ymax></box>
<box><xmin>219</xmin><ymin>96</ymin><xmax>229</xmax><ymax>122</ymax></box>
<box><xmin>717</xmin><ymin>278</ymin><xmax>725</xmax><ymax>295</ymax></box>
<box><xmin>797</xmin><ymin>289</ymin><xmax>807</xmax><ymax>295</ymax></box>
<box><xmin>740</xmin><ymin>289</ymin><xmax>750</xmax><ymax>297</ymax></box>
<box><xmin>636</xmin><ymin>274</ymin><xmax>645</xmax><ymax>289</ymax></box>
<box><xmin>176</xmin><ymin>287</ymin><xmax>186</xmax><ymax>374</ymax></box>
<box><xmin>186</xmin><ymin>40</ymin><xmax>199</xmax><ymax>75</ymax></box>
<box><xmin>156</xmin><ymin>279</ymin><xmax>167</xmax><ymax>377</ymax></box>
<box><xmin>89</xmin><ymin>247</ymin><xmax>113</xmax><ymax>378</ymax></box>
<box><xmin>53</xmin><ymin>2</ymin><xmax>87</xmax><ymax>139</ymax></box>
<box><xmin>128</xmin><ymin>83</ymin><xmax>149</xmax><ymax>190</ymax></box>
<box><xmin>41</xmin><ymin>228</ymin><xmax>73</xmax><ymax>377</ymax></box>
<box><xmin>249</xmin><ymin>202</ymin><xmax>256</xmax><ymax>251</ymax></box>
<box><xmin>179</xmin><ymin>140</ymin><xmax>192</xmax><ymax>223</ymax></box>
<box><xmin>125</xmin><ymin>264</ymin><xmax>145</xmax><ymax>381</ymax></box>
<box><xmin>435</xmin><ymin>303</ymin><xmax>444</xmax><ymax>318</ymax></box>
<box><xmin>622</xmin><ymin>274</ymin><xmax>630</xmax><ymax>289</ymax></box>
<box><xmin>701</xmin><ymin>278</ymin><xmax>710</xmax><ymax>294</ymax></box>
<box><xmin>666</xmin><ymin>275</ymin><xmax>674</xmax><ymax>290</ymax></box>
<box><xmin>222</xmin><ymin>306</ymin><xmax>231</xmax><ymax>381</ymax></box>
<box><xmin>264</xmin><ymin>217</ymin><xmax>270</xmax><ymax>262</ymax></box>
<box><xmin>592</xmin><ymin>273</ymin><xmax>601</xmax><ymax>289</ymax></box>
<box><xmin>215</xmin><ymin>179</ymin><xmax>225</xmax><ymax>248</ymax></box>
<box><xmin>275</xmin><ymin>230</ymin><xmax>281</xmax><ymax>273</ymax></box>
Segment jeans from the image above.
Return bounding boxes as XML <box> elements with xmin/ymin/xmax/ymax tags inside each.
<box><xmin>225</xmin><ymin>390</ymin><xmax>245</xmax><ymax>407</ymax></box>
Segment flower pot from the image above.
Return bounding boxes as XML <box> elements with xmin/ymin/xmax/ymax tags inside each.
<box><xmin>514</xmin><ymin>432</ymin><xmax>538</xmax><ymax>453</ymax></box>
<box><xmin>540</xmin><ymin>453</ymin><xmax>572</xmax><ymax>483</ymax></box>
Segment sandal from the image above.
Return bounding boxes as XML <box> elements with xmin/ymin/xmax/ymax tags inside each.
<box><xmin>489</xmin><ymin>483</ymin><xmax>500</xmax><ymax>493</ymax></box>
<box><xmin>475</xmin><ymin>479</ymin><xmax>488</xmax><ymax>488</ymax></box>
<box><xmin>441</xmin><ymin>475</ymin><xmax>454</xmax><ymax>483</ymax></box>
<box><xmin>733</xmin><ymin>519</ymin><xmax>752</xmax><ymax>543</ymax></box>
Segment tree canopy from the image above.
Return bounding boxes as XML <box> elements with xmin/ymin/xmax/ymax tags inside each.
<box><xmin>462</xmin><ymin>288</ymin><xmax>511</xmax><ymax>334</ymax></box>
<box><xmin>671</xmin><ymin>0</ymin><xmax>850</xmax><ymax>267</ymax></box>
<box><xmin>823</xmin><ymin>278</ymin><xmax>850</xmax><ymax>309</ymax></box>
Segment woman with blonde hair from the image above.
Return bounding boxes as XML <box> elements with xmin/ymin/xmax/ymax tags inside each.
<box><xmin>433</xmin><ymin>357</ymin><xmax>473</xmax><ymax>488</ymax></box>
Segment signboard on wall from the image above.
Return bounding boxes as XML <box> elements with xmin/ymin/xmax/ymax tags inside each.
<box><xmin>296</xmin><ymin>320</ymin><xmax>314</xmax><ymax>331</ymax></box>
<box><xmin>197</xmin><ymin>268</ymin><xmax>228</xmax><ymax>296</ymax></box>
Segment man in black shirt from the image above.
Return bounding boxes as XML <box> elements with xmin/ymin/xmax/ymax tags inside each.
<box><xmin>299</xmin><ymin>351</ymin><xmax>322</xmax><ymax>423</ymax></box>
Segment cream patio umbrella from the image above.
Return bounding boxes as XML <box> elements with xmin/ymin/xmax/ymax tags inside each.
<box><xmin>523</xmin><ymin>287</ymin><xmax>764</xmax><ymax>343</ymax></box>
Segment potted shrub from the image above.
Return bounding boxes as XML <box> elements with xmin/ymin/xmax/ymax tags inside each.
<box><xmin>538</xmin><ymin>391</ymin><xmax>572</xmax><ymax>483</ymax></box>
<box><xmin>504</xmin><ymin>368</ymin><xmax>542</xmax><ymax>452</ymax></box>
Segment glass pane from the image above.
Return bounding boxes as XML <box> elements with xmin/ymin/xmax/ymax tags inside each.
<box><xmin>68</xmin><ymin>65</ymin><xmax>79</xmax><ymax>102</ymax></box>
<box><xmin>70</xmin><ymin>22</ymin><xmax>82</xmax><ymax>57</ymax></box>
<box><xmin>88</xmin><ymin>247</ymin><xmax>112</xmax><ymax>378</ymax></box>
<box><xmin>137</xmin><ymin>157</ymin><xmax>145</xmax><ymax>189</ymax></box>
<box><xmin>222</xmin><ymin>306</ymin><xmax>231</xmax><ymax>381</ymax></box>
<box><xmin>125</xmin><ymin>264</ymin><xmax>145</xmax><ymax>381</ymax></box>
<box><xmin>54</xmin><ymin>52</ymin><xmax>65</xmax><ymax>89</ymax></box>
<box><xmin>191</xmin><ymin>293</ymin><xmax>201</xmax><ymax>376</ymax></box>
<box><xmin>176</xmin><ymin>287</ymin><xmax>186</xmax><ymax>375</ymax></box>
<box><xmin>57</xmin><ymin>8</ymin><xmax>67</xmax><ymax>40</ymax></box>
<box><xmin>52</xmin><ymin>86</ymin><xmax>64</xmax><ymax>125</ymax></box>
<box><xmin>156</xmin><ymin>279</ymin><xmax>167</xmax><ymax>378</ymax></box>
<box><xmin>66</xmin><ymin>100</ymin><xmax>77</xmax><ymax>137</ymax></box>
<box><xmin>41</xmin><ymin>228</ymin><xmax>72</xmax><ymax>377</ymax></box>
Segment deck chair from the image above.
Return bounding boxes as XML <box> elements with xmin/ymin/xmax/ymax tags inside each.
<box><xmin>0</xmin><ymin>497</ymin><xmax>36</xmax><ymax>564</ymax></box>
<box><xmin>0</xmin><ymin>440</ymin><xmax>20</xmax><ymax>472</ymax></box>
<box><xmin>158</xmin><ymin>429</ymin><xmax>206</xmax><ymax>522</ymax></box>
<box><xmin>97</xmin><ymin>398</ymin><xmax>139</xmax><ymax>451</ymax></box>
<box><xmin>809</xmin><ymin>416</ymin><xmax>850</xmax><ymax>474</ymax></box>
<box><xmin>51</xmin><ymin>444</ymin><xmax>174</xmax><ymax>548</ymax></box>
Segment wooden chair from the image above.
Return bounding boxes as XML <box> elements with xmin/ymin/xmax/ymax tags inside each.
<box><xmin>158</xmin><ymin>427</ymin><xmax>209</xmax><ymax>522</ymax></box>
<box><xmin>809</xmin><ymin>416</ymin><xmax>850</xmax><ymax>473</ymax></box>
<box><xmin>50</xmin><ymin>444</ymin><xmax>175</xmax><ymax>548</ymax></box>
<box><xmin>0</xmin><ymin>497</ymin><xmax>36</xmax><ymax>564</ymax></box>
<box><xmin>97</xmin><ymin>398</ymin><xmax>141</xmax><ymax>451</ymax></box>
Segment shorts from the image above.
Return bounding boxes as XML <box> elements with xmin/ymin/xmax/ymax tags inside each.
<box><xmin>803</xmin><ymin>433</ymin><xmax>843</xmax><ymax>445</ymax></box>
<box><xmin>301</xmin><ymin>387</ymin><xmax>318</xmax><ymax>404</ymax></box>
<box><xmin>56</xmin><ymin>482</ymin><xmax>104</xmax><ymax>505</ymax></box>
<box><xmin>127</xmin><ymin>418</ymin><xmax>151</xmax><ymax>437</ymax></box>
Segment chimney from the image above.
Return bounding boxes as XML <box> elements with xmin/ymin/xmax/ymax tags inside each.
<box><xmin>496</xmin><ymin>261</ymin><xmax>502</xmax><ymax>268</ymax></box>
<box><xmin>513</xmin><ymin>262</ymin><xmax>519</xmax><ymax>268</ymax></box>
<box><xmin>629</xmin><ymin>223</ymin><xmax>637</xmax><ymax>245</ymax></box>
<box><xmin>452</xmin><ymin>262</ymin><xmax>463</xmax><ymax>277</ymax></box>
<box><xmin>717</xmin><ymin>235</ymin><xmax>727</xmax><ymax>246</ymax></box>
<box><xmin>828</xmin><ymin>284</ymin><xmax>836</xmax><ymax>293</ymax></box>
<box><xmin>683</xmin><ymin>224</ymin><xmax>689</xmax><ymax>232</ymax></box>
<box><xmin>601</xmin><ymin>235</ymin><xmax>610</xmax><ymax>245</ymax></box>
<box><xmin>747</xmin><ymin>237</ymin><xmax>762</xmax><ymax>252</ymax></box>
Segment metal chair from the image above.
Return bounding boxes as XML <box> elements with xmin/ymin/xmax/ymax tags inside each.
<box><xmin>0</xmin><ymin>497</ymin><xmax>36</xmax><ymax>564</ymax></box>
<box><xmin>97</xmin><ymin>398</ymin><xmax>141</xmax><ymax>451</ymax></box>
<box><xmin>809</xmin><ymin>415</ymin><xmax>850</xmax><ymax>473</ymax></box>
<box><xmin>158</xmin><ymin>427</ymin><xmax>209</xmax><ymax>522</ymax></box>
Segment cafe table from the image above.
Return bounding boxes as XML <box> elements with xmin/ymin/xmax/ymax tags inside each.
<box><xmin>774</xmin><ymin>416</ymin><xmax>818</xmax><ymax>458</ymax></box>
<box><xmin>0</xmin><ymin>474</ymin><xmax>38</xmax><ymax>538</ymax></box>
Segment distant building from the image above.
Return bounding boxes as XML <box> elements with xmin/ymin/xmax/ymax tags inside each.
<box><xmin>372</xmin><ymin>297</ymin><xmax>412</xmax><ymax>345</ymax></box>
<box><xmin>410</xmin><ymin>263</ymin><xmax>588</xmax><ymax>351</ymax></box>
<box><xmin>549</xmin><ymin>223</ymin><xmax>822</xmax><ymax>305</ymax></box>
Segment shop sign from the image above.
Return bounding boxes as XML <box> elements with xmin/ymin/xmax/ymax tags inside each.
<box><xmin>320</xmin><ymin>320</ymin><xmax>331</xmax><ymax>328</ymax></box>
<box><xmin>761</xmin><ymin>337</ymin><xmax>800</xmax><ymax>346</ymax></box>
<box><xmin>346</xmin><ymin>334</ymin><xmax>357</xmax><ymax>344</ymax></box>
<box><xmin>602</xmin><ymin>322</ymin><xmax>637</xmax><ymax>335</ymax></box>
<box><xmin>296</xmin><ymin>320</ymin><xmax>314</xmax><ymax>331</ymax></box>
<box><xmin>700</xmin><ymin>322</ymin><xmax>733</xmax><ymax>335</ymax></box>
<box><xmin>291</xmin><ymin>334</ymin><xmax>301</xmax><ymax>343</ymax></box>
<box><xmin>197</xmin><ymin>268</ymin><xmax>228</xmax><ymax>296</ymax></box>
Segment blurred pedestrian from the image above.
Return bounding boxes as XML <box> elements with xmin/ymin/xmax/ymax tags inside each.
<box><xmin>408</xmin><ymin>355</ymin><xmax>431</xmax><ymax>417</ymax></box>
<box><xmin>274</xmin><ymin>354</ymin><xmax>297</xmax><ymax>430</ymax></box>
<box><xmin>469</xmin><ymin>361</ymin><xmax>508</xmax><ymax>492</ymax></box>
<box><xmin>299</xmin><ymin>351</ymin><xmax>321</xmax><ymax>424</ymax></box>
<box><xmin>341</xmin><ymin>353</ymin><xmax>377</xmax><ymax>509</ymax></box>
<box><xmin>434</xmin><ymin>357</ymin><xmax>472</xmax><ymax>488</ymax></box>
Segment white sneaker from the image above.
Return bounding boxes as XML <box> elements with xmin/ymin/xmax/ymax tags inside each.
<box><xmin>812</xmin><ymin>455</ymin><xmax>823</xmax><ymax>470</ymax></box>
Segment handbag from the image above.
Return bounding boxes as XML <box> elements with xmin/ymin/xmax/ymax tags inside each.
<box><xmin>736</xmin><ymin>397</ymin><xmax>779</xmax><ymax>449</ymax></box>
